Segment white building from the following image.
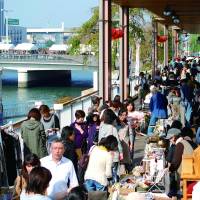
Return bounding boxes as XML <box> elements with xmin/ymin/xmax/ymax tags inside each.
<box><xmin>27</xmin><ymin>23</ymin><xmax>76</xmax><ymax>48</ymax></box>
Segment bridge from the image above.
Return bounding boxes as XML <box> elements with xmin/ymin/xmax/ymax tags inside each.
<box><xmin>0</xmin><ymin>53</ymin><xmax>98</xmax><ymax>87</ymax></box>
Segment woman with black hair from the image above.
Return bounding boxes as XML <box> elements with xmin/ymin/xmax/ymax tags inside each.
<box><xmin>13</xmin><ymin>154</ymin><xmax>41</xmax><ymax>200</ymax></box>
<box><xmin>84</xmin><ymin>135</ymin><xmax>118</xmax><ymax>191</ymax></box>
<box><xmin>20</xmin><ymin>167</ymin><xmax>52</xmax><ymax>200</ymax></box>
<box><xmin>98</xmin><ymin>109</ymin><xmax>123</xmax><ymax>183</ymax></box>
<box><xmin>67</xmin><ymin>185</ymin><xmax>88</xmax><ymax>200</ymax></box>
<box><xmin>61</xmin><ymin>126</ymin><xmax>78</xmax><ymax>173</ymax></box>
<box><xmin>70</xmin><ymin>110</ymin><xmax>88</xmax><ymax>159</ymax></box>
<box><xmin>116</xmin><ymin>108</ymin><xmax>133</xmax><ymax>173</ymax></box>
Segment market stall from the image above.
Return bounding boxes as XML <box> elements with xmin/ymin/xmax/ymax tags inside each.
<box><xmin>109</xmin><ymin>136</ymin><xmax>171</xmax><ymax>200</ymax></box>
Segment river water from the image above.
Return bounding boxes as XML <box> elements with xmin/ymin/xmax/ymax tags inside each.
<box><xmin>2</xmin><ymin>69</ymin><xmax>93</xmax><ymax>123</ymax></box>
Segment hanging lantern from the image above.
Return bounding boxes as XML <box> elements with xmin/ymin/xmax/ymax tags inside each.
<box><xmin>157</xmin><ymin>35</ymin><xmax>168</xmax><ymax>43</ymax></box>
<box><xmin>175</xmin><ymin>39</ymin><xmax>179</xmax><ymax>43</ymax></box>
<box><xmin>112</xmin><ymin>28</ymin><xmax>124</xmax><ymax>40</ymax></box>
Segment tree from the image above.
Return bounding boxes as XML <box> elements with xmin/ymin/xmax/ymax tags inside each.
<box><xmin>189</xmin><ymin>34</ymin><xmax>200</xmax><ymax>54</ymax></box>
<box><xmin>67</xmin><ymin>7</ymin><xmax>99</xmax><ymax>55</ymax></box>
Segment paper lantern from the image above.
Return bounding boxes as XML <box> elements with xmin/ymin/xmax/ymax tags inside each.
<box><xmin>157</xmin><ymin>35</ymin><xmax>168</xmax><ymax>43</ymax></box>
<box><xmin>112</xmin><ymin>28</ymin><xmax>124</xmax><ymax>40</ymax></box>
<box><xmin>175</xmin><ymin>39</ymin><xmax>179</xmax><ymax>43</ymax></box>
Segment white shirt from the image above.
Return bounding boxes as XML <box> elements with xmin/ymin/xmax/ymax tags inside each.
<box><xmin>20</xmin><ymin>191</ymin><xmax>52</xmax><ymax>200</ymax></box>
<box><xmin>40</xmin><ymin>155</ymin><xmax>78</xmax><ymax>199</ymax></box>
<box><xmin>84</xmin><ymin>146</ymin><xmax>112</xmax><ymax>186</ymax></box>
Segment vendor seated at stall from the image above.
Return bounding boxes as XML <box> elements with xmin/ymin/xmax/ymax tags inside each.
<box><xmin>169</xmin><ymin>127</ymin><xmax>197</xmax><ymax>197</ymax></box>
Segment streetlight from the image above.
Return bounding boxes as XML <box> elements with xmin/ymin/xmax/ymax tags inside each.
<box><xmin>1</xmin><ymin>9</ymin><xmax>13</xmax><ymax>44</ymax></box>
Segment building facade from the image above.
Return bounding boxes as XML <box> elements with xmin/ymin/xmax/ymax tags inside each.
<box><xmin>0</xmin><ymin>0</ymin><xmax>5</xmax><ymax>42</ymax></box>
<box><xmin>8</xmin><ymin>25</ymin><xmax>27</xmax><ymax>44</ymax></box>
<box><xmin>27</xmin><ymin>23</ymin><xmax>76</xmax><ymax>48</ymax></box>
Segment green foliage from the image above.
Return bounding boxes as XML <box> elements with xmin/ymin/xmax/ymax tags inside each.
<box><xmin>129</xmin><ymin>8</ymin><xmax>145</xmax><ymax>41</ymax></box>
<box><xmin>189</xmin><ymin>34</ymin><xmax>200</xmax><ymax>53</ymax></box>
<box><xmin>67</xmin><ymin>37</ymin><xmax>81</xmax><ymax>54</ymax></box>
<box><xmin>67</xmin><ymin>7</ymin><xmax>99</xmax><ymax>55</ymax></box>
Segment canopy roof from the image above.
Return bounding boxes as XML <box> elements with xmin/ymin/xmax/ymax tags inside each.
<box><xmin>0</xmin><ymin>44</ymin><xmax>15</xmax><ymax>50</ymax></box>
<box><xmin>49</xmin><ymin>44</ymin><xmax>69</xmax><ymax>51</ymax></box>
<box><xmin>14</xmin><ymin>43</ymin><xmax>38</xmax><ymax>51</ymax></box>
<box><xmin>113</xmin><ymin>0</ymin><xmax>200</xmax><ymax>33</ymax></box>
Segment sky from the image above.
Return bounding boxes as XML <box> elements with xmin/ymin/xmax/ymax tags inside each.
<box><xmin>5</xmin><ymin>0</ymin><xmax>99</xmax><ymax>28</ymax></box>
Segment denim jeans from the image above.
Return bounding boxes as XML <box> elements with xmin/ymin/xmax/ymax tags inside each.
<box><xmin>85</xmin><ymin>179</ymin><xmax>107</xmax><ymax>191</ymax></box>
<box><xmin>181</xmin><ymin>101</ymin><xmax>192</xmax><ymax>127</ymax></box>
<box><xmin>147</xmin><ymin>115</ymin><xmax>158</xmax><ymax>136</ymax></box>
<box><xmin>112</xmin><ymin>162</ymin><xmax>119</xmax><ymax>183</ymax></box>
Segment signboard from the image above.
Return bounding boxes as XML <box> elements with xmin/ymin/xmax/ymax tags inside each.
<box><xmin>8</xmin><ymin>18</ymin><xmax>19</xmax><ymax>25</ymax></box>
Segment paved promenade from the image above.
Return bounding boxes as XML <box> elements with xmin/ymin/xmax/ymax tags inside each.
<box><xmin>133</xmin><ymin>135</ymin><xmax>146</xmax><ymax>166</ymax></box>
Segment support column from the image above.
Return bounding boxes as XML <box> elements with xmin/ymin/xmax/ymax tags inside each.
<box><xmin>164</xmin><ymin>25</ymin><xmax>169</xmax><ymax>66</ymax></box>
<box><xmin>99</xmin><ymin>0</ymin><xmax>112</xmax><ymax>101</ymax></box>
<box><xmin>152</xmin><ymin>21</ymin><xmax>158</xmax><ymax>78</ymax></box>
<box><xmin>119</xmin><ymin>6</ymin><xmax>129</xmax><ymax>101</ymax></box>
<box><xmin>172</xmin><ymin>27</ymin><xmax>178</xmax><ymax>59</ymax></box>
<box><xmin>93</xmin><ymin>71</ymin><xmax>98</xmax><ymax>91</ymax></box>
<box><xmin>0</xmin><ymin>67</ymin><xmax>3</xmax><ymax>125</ymax></box>
<box><xmin>18</xmin><ymin>70</ymin><xmax>28</xmax><ymax>88</ymax></box>
<box><xmin>135</xmin><ymin>40</ymin><xmax>141</xmax><ymax>76</ymax></box>
<box><xmin>175</xmin><ymin>30</ymin><xmax>179</xmax><ymax>58</ymax></box>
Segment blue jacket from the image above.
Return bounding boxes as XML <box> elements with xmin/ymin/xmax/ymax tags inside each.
<box><xmin>150</xmin><ymin>91</ymin><xmax>168</xmax><ymax>119</ymax></box>
<box><xmin>196</xmin><ymin>127</ymin><xmax>200</xmax><ymax>145</ymax></box>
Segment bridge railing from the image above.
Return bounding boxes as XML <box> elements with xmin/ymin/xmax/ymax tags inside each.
<box><xmin>0</xmin><ymin>53</ymin><xmax>98</xmax><ymax>66</ymax></box>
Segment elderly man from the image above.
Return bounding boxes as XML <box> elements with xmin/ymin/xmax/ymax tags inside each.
<box><xmin>41</xmin><ymin>139</ymin><xmax>78</xmax><ymax>200</ymax></box>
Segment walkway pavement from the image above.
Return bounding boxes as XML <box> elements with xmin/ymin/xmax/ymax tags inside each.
<box><xmin>133</xmin><ymin>135</ymin><xmax>146</xmax><ymax>166</ymax></box>
<box><xmin>132</xmin><ymin>97</ymin><xmax>147</xmax><ymax>166</ymax></box>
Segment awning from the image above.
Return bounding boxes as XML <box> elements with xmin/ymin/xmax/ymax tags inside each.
<box><xmin>112</xmin><ymin>0</ymin><xmax>200</xmax><ymax>33</ymax></box>
<box><xmin>49</xmin><ymin>44</ymin><xmax>69</xmax><ymax>51</ymax></box>
<box><xmin>0</xmin><ymin>44</ymin><xmax>15</xmax><ymax>50</ymax></box>
<box><xmin>14</xmin><ymin>43</ymin><xmax>38</xmax><ymax>51</ymax></box>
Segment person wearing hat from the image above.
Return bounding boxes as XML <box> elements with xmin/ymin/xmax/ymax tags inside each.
<box><xmin>166</xmin><ymin>128</ymin><xmax>181</xmax><ymax>166</ymax></box>
<box><xmin>170</xmin><ymin>127</ymin><xmax>196</xmax><ymax>174</ymax></box>
<box><xmin>166</xmin><ymin>128</ymin><xmax>181</xmax><ymax>198</ymax></box>
<box><xmin>168</xmin><ymin>127</ymin><xmax>197</xmax><ymax>198</ymax></box>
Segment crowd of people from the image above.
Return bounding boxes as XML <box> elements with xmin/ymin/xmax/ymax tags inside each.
<box><xmin>13</xmin><ymin>56</ymin><xmax>200</xmax><ymax>199</ymax></box>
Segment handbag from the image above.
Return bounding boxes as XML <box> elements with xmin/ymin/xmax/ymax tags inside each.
<box><xmin>88</xmin><ymin>191</ymin><xmax>108</xmax><ymax>200</ymax></box>
<box><xmin>12</xmin><ymin>175</ymin><xmax>22</xmax><ymax>200</ymax></box>
<box><xmin>81</xmin><ymin>138</ymin><xmax>88</xmax><ymax>154</ymax></box>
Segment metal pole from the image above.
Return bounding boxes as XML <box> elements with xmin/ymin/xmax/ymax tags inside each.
<box><xmin>164</xmin><ymin>25</ymin><xmax>168</xmax><ymax>66</ymax></box>
<box><xmin>98</xmin><ymin>0</ymin><xmax>104</xmax><ymax>98</ymax></box>
<box><xmin>152</xmin><ymin>20</ymin><xmax>158</xmax><ymax>78</ymax></box>
<box><xmin>0</xmin><ymin>67</ymin><xmax>3</xmax><ymax>125</ymax></box>
<box><xmin>5</xmin><ymin>13</ymin><xmax>8</xmax><ymax>44</ymax></box>
<box><xmin>99</xmin><ymin>0</ymin><xmax>112</xmax><ymax>101</ymax></box>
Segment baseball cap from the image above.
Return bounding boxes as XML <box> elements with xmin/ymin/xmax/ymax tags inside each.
<box><xmin>166</xmin><ymin>128</ymin><xmax>181</xmax><ymax>139</ymax></box>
